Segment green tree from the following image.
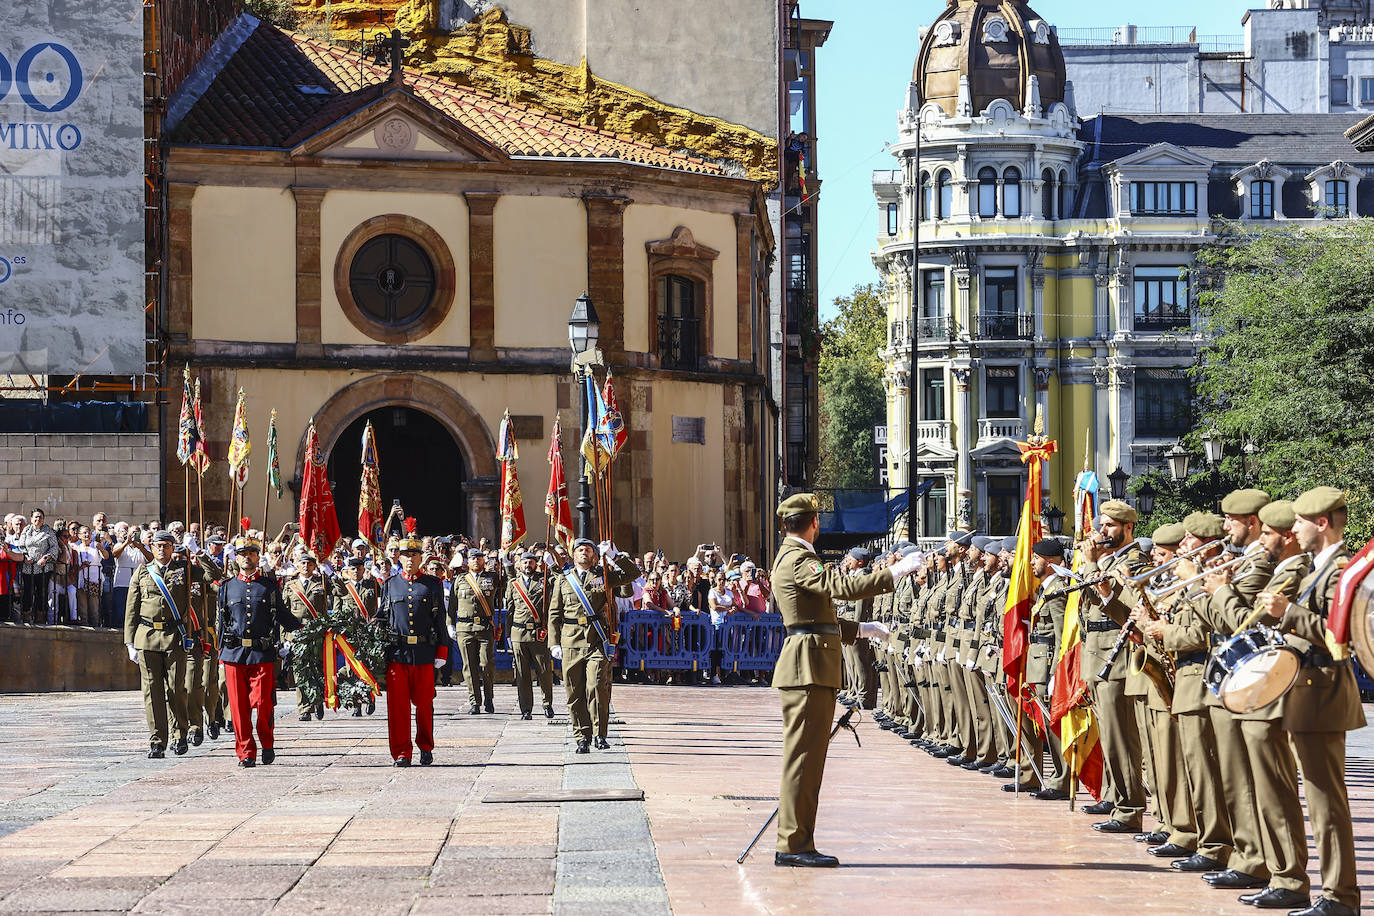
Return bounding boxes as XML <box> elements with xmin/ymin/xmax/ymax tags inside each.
<box><xmin>1192</xmin><ymin>219</ymin><xmax>1374</xmax><ymax>542</ymax></box>
<box><xmin>815</xmin><ymin>283</ymin><xmax>887</xmax><ymax>489</ymax></box>
<box><xmin>245</xmin><ymin>0</ymin><xmax>300</xmax><ymax>28</ymax></box>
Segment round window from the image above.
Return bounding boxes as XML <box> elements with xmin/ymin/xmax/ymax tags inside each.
<box><xmin>347</xmin><ymin>234</ymin><xmax>436</xmax><ymax>326</ymax></box>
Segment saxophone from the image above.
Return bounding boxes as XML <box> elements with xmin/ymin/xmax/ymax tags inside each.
<box><xmin>1127</xmin><ymin>580</ymin><xmax>1176</xmax><ymax>706</ymax></box>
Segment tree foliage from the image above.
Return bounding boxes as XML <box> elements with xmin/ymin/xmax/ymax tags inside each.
<box><xmin>815</xmin><ymin>284</ymin><xmax>887</xmax><ymax>489</ymax></box>
<box><xmin>245</xmin><ymin>0</ymin><xmax>300</xmax><ymax>28</ymax></box>
<box><xmin>1192</xmin><ymin>219</ymin><xmax>1374</xmax><ymax>542</ymax></box>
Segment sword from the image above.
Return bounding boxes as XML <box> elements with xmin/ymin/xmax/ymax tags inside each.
<box><xmin>982</xmin><ymin>681</ymin><xmax>1041</xmax><ymax>783</ymax></box>
<box><xmin>737</xmin><ymin>707</ymin><xmax>860</xmax><ymax>864</ymax></box>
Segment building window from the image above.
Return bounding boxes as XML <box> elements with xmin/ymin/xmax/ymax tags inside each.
<box><xmin>919</xmin><ymin>269</ymin><xmax>946</xmax><ymax>338</ymax></box>
<box><xmin>1002</xmin><ymin>167</ymin><xmax>1022</xmax><ymax>218</ymax></box>
<box><xmin>1058</xmin><ymin>170</ymin><xmax>1069</xmax><ymax>218</ymax></box>
<box><xmin>978</xmin><ymin>166</ymin><xmax>998</xmax><ymax>218</ymax></box>
<box><xmin>920</xmin><ymin>172</ymin><xmax>932</xmax><ymax>222</ymax></box>
<box><xmin>1135</xmin><ymin>369</ymin><xmax>1192</xmax><ymax>437</ymax></box>
<box><xmin>646</xmin><ymin>225</ymin><xmax>718</xmax><ymax>369</ymax></box>
<box><xmin>937</xmin><ymin>170</ymin><xmax>953</xmax><ymax>219</ymax></box>
<box><xmin>887</xmin><ymin>202</ymin><xmax>899</xmax><ymax>236</ymax></box>
<box><xmin>1250</xmin><ymin>180</ymin><xmax>1274</xmax><ymax>219</ymax></box>
<box><xmin>1133</xmin><ymin>266</ymin><xmax>1190</xmax><ymax>331</ymax></box>
<box><xmin>1041</xmin><ymin>168</ymin><xmax>1055</xmax><ymax>219</ymax></box>
<box><xmin>985</xmin><ymin>366</ymin><xmax>1019</xmax><ymax>418</ymax></box>
<box><xmin>656</xmin><ymin>275</ymin><xmax>701</xmax><ymax>369</ymax></box>
<box><xmin>979</xmin><ymin>268</ymin><xmax>1027</xmax><ymax>338</ymax></box>
<box><xmin>920</xmin><ymin>477</ymin><xmax>947</xmax><ymax>540</ymax></box>
<box><xmin>334</xmin><ymin>215</ymin><xmax>458</xmax><ymax>345</ymax></box>
<box><xmin>1362</xmin><ymin>77</ymin><xmax>1374</xmax><ymax>105</ymax></box>
<box><xmin>1325</xmin><ymin>180</ymin><xmax>1350</xmax><ymax>217</ymax></box>
<box><xmin>1131</xmin><ymin>181</ymin><xmax>1196</xmax><ymax>216</ymax></box>
<box><xmin>1332</xmin><ymin>77</ymin><xmax>1350</xmax><ymax>106</ymax></box>
<box><xmin>987</xmin><ymin>475</ymin><xmax>1022</xmax><ymax>535</ymax></box>
<box><xmin>921</xmin><ymin>368</ymin><xmax>945</xmax><ymax>420</ymax></box>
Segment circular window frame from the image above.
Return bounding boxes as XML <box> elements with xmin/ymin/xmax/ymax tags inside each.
<box><xmin>334</xmin><ymin>215</ymin><xmax>457</xmax><ymax>344</ymax></box>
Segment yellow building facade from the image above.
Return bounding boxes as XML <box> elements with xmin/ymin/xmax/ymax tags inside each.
<box><xmin>163</xmin><ymin>18</ymin><xmax>775</xmax><ymax>559</ymax></box>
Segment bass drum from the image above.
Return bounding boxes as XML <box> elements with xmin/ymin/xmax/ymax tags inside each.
<box><xmin>1205</xmin><ymin>626</ymin><xmax>1301</xmax><ymax>715</ymax></box>
<box><xmin>1349</xmin><ymin>569</ymin><xmax>1374</xmax><ymax>678</ymax></box>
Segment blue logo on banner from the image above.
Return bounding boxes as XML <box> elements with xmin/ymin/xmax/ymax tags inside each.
<box><xmin>0</xmin><ymin>44</ymin><xmax>83</xmax><ymax>113</ymax></box>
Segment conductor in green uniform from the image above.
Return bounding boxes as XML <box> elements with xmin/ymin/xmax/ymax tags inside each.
<box><xmin>770</xmin><ymin>493</ymin><xmax>921</xmax><ymax>867</ymax></box>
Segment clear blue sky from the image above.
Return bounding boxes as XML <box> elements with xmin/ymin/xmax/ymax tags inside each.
<box><xmin>807</xmin><ymin>0</ymin><xmax>1257</xmax><ymax>318</ymax></box>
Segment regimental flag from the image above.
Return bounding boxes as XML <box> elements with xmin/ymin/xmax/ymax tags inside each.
<box><xmin>1074</xmin><ymin>469</ymin><xmax>1100</xmax><ymax>536</ymax></box>
<box><xmin>598</xmin><ymin>371</ymin><xmax>628</xmax><ymax>461</ymax></box>
<box><xmin>299</xmin><ymin>421</ymin><xmax>342</xmax><ymax>560</ymax></box>
<box><xmin>227</xmin><ymin>388</ymin><xmax>251</xmax><ymax>490</ymax></box>
<box><xmin>580</xmin><ymin>372</ymin><xmax>611</xmax><ymax>482</ymax></box>
<box><xmin>191</xmin><ymin>379</ymin><xmax>210</xmax><ymax>475</ymax></box>
<box><xmin>266</xmin><ymin>409</ymin><xmax>282</xmax><ymax>499</ymax></box>
<box><xmin>1002</xmin><ymin>434</ymin><xmax>1056</xmax><ymax>724</ymax></box>
<box><xmin>176</xmin><ymin>366</ymin><xmax>196</xmax><ymax>467</ymax></box>
<box><xmin>358</xmin><ymin>422</ymin><xmax>384</xmax><ymax>550</ymax></box>
<box><xmin>497</xmin><ymin>411</ymin><xmax>527</xmax><ymax>551</ymax></box>
<box><xmin>545</xmin><ymin>414</ymin><xmax>575</xmax><ymax>550</ymax></box>
<box><xmin>1049</xmin><ymin>551</ymin><xmax>1105</xmax><ymax>801</ymax></box>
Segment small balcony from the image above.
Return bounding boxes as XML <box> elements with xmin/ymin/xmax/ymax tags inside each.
<box><xmin>1133</xmin><ymin>307</ymin><xmax>1191</xmax><ymax>333</ymax></box>
<box><xmin>916</xmin><ymin>315</ymin><xmax>952</xmax><ymax>341</ymax></box>
<box><xmin>918</xmin><ymin>419</ymin><xmax>951</xmax><ymax>447</ymax></box>
<box><xmin>657</xmin><ymin>316</ymin><xmax>701</xmax><ymax>370</ymax></box>
<box><xmin>977</xmin><ymin>417</ymin><xmax>1025</xmax><ymax>445</ymax></box>
<box><xmin>975</xmin><ymin>312</ymin><xmax>1034</xmax><ymax>340</ymax></box>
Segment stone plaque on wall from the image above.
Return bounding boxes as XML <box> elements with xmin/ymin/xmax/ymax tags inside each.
<box><xmin>671</xmin><ymin>416</ymin><xmax>706</xmax><ymax>445</ymax></box>
<box><xmin>510</xmin><ymin>415</ymin><xmax>544</xmax><ymax>440</ymax></box>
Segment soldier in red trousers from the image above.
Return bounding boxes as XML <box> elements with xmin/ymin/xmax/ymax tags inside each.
<box><xmin>378</xmin><ymin>519</ymin><xmax>448</xmax><ymax>766</ymax></box>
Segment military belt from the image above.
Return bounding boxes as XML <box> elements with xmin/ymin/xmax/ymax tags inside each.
<box><xmin>1302</xmin><ymin>648</ymin><xmax>1347</xmax><ymax>668</ymax></box>
<box><xmin>1029</xmin><ymin>634</ymin><xmax>1054</xmax><ymax>645</ymax></box>
<box><xmin>139</xmin><ymin>617</ymin><xmax>165</xmax><ymax>631</ymax></box>
<box><xmin>785</xmin><ymin>624</ymin><xmax>840</xmax><ymax>637</ymax></box>
<box><xmin>453</xmin><ymin>616</ymin><xmax>473</xmax><ymax>623</ymax></box>
<box><xmin>1085</xmin><ymin>620</ymin><xmax>1118</xmax><ymax>633</ymax></box>
<box><xmin>1175</xmin><ymin>651</ymin><xmax>1207</xmax><ymax>668</ymax></box>
<box><xmin>405</xmin><ymin>636</ymin><xmax>419</xmax><ymax>644</ymax></box>
<box><xmin>959</xmin><ymin>620</ymin><xmax>975</xmax><ymax>630</ymax></box>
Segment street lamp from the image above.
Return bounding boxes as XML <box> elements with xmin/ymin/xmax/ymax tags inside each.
<box><xmin>1165</xmin><ymin>441</ymin><xmax>1191</xmax><ymax>482</ymax></box>
<box><xmin>1242</xmin><ymin>440</ymin><xmax>1260</xmax><ymax>480</ymax></box>
<box><xmin>568</xmin><ymin>293</ymin><xmax>600</xmax><ymax>540</ymax></box>
<box><xmin>1137</xmin><ymin>480</ymin><xmax>1157</xmax><ymax>517</ymax></box>
<box><xmin>1043</xmin><ymin>504</ymin><xmax>1065</xmax><ymax>536</ymax></box>
<box><xmin>1201</xmin><ymin>427</ymin><xmax>1224</xmax><ymax>466</ymax></box>
<box><xmin>1108</xmin><ymin>466</ymin><xmax>1130</xmax><ymax>501</ymax></box>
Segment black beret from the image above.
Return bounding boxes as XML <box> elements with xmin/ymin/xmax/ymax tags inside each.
<box><xmin>1032</xmin><ymin>538</ymin><xmax>1062</xmax><ymax>558</ymax></box>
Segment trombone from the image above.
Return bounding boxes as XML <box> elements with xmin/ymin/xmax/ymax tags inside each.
<box><xmin>1145</xmin><ymin>552</ymin><xmax>1248</xmax><ymax>601</ymax></box>
<box><xmin>1125</xmin><ymin>538</ymin><xmax>1227</xmax><ymax>585</ymax></box>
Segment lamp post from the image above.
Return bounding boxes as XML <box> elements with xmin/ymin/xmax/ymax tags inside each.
<box><xmin>1201</xmin><ymin>427</ymin><xmax>1224</xmax><ymax>466</ymax></box>
<box><xmin>1043</xmin><ymin>504</ymin><xmax>1065</xmax><ymax>536</ymax></box>
<box><xmin>1165</xmin><ymin>441</ymin><xmax>1191</xmax><ymax>482</ymax></box>
<box><xmin>1108</xmin><ymin>465</ymin><xmax>1130</xmax><ymax>501</ymax></box>
<box><xmin>1242</xmin><ymin>439</ymin><xmax>1260</xmax><ymax>481</ymax></box>
<box><xmin>1137</xmin><ymin>480</ymin><xmax>1157</xmax><ymax>517</ymax></box>
<box><xmin>568</xmin><ymin>293</ymin><xmax>600</xmax><ymax>540</ymax></box>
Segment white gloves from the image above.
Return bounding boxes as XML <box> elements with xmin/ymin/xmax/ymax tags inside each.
<box><xmin>277</xmin><ymin>643</ymin><xmax>291</xmax><ymax>659</ymax></box>
<box><xmin>447</xmin><ymin>623</ymin><xmax>457</xmax><ymax>640</ymax></box>
<box><xmin>888</xmin><ymin>553</ymin><xmax>922</xmax><ymax>580</ymax></box>
<box><xmin>857</xmin><ymin>621</ymin><xmax>891</xmax><ymax>641</ymax></box>
<box><xmin>126</xmin><ymin>643</ymin><xmax>139</xmax><ymax>663</ymax></box>
<box><xmin>433</xmin><ymin>658</ymin><xmax>445</xmax><ymax>669</ymax></box>
<box><xmin>936</xmin><ymin>648</ymin><xmax>947</xmax><ymax>663</ymax></box>
<box><xmin>550</xmin><ymin>645</ymin><xmax>563</xmax><ymax>661</ymax></box>
<box><xmin>544</xmin><ymin>550</ymin><xmax>560</xmax><ymax>570</ymax></box>
<box><xmin>598</xmin><ymin>540</ymin><xmax>619</xmax><ymax>560</ymax></box>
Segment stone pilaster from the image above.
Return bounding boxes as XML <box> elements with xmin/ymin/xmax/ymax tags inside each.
<box><xmin>464</xmin><ymin>191</ymin><xmax>500</xmax><ymax>362</ymax></box>
<box><xmin>166</xmin><ymin>183</ymin><xmax>198</xmax><ymax>344</ymax></box>
<box><xmin>291</xmin><ymin>187</ymin><xmax>327</xmax><ymax>359</ymax></box>
<box><xmin>1093</xmin><ymin>270</ymin><xmax>1111</xmax><ymax>338</ymax></box>
<box><xmin>951</xmin><ymin>364</ymin><xmax>974</xmax><ymax>528</ymax></box>
<box><xmin>583</xmin><ymin>195</ymin><xmax>631</xmax><ymax>365</ymax></box>
<box><xmin>734</xmin><ymin>213</ymin><xmax>754</xmax><ymax>365</ymax></box>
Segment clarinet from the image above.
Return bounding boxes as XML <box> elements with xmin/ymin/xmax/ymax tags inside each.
<box><xmin>1096</xmin><ymin>619</ymin><xmax>1137</xmax><ymax>680</ymax></box>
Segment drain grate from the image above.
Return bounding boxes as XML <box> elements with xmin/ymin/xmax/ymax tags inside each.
<box><xmin>717</xmin><ymin>795</ymin><xmax>777</xmax><ymax>801</ymax></box>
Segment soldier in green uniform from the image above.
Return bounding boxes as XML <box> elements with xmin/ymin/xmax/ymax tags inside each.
<box><xmin>197</xmin><ymin>534</ymin><xmax>229</xmax><ymax>739</ymax></box>
<box><xmin>547</xmin><ymin>538</ymin><xmax>638</xmax><ymax>753</ymax></box>
<box><xmin>124</xmin><ymin>530</ymin><xmax>201</xmax><ymax>758</ymax></box>
<box><xmin>770</xmin><ymin>494</ymin><xmax>920</xmax><ymax>867</ymax></box>
<box><xmin>285</xmin><ymin>548</ymin><xmax>329</xmax><ymax>721</ymax></box>
<box><xmin>505</xmin><ymin>549</ymin><xmax>555</xmax><ymax>720</ymax></box>
<box><xmin>451</xmin><ymin>548</ymin><xmax>499</xmax><ymax>715</ymax></box>
<box><xmin>1025</xmin><ymin>538</ymin><xmax>1071</xmax><ymax>800</ymax></box>
<box><xmin>1257</xmin><ymin>487</ymin><xmax>1365</xmax><ymax>916</ymax></box>
<box><xmin>178</xmin><ymin>542</ymin><xmax>215</xmax><ymax>747</ymax></box>
<box><xmin>332</xmin><ymin>556</ymin><xmax>380</xmax><ymax>716</ymax></box>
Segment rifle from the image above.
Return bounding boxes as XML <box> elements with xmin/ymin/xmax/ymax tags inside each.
<box><xmin>737</xmin><ymin>707</ymin><xmax>861</xmax><ymax>864</ymax></box>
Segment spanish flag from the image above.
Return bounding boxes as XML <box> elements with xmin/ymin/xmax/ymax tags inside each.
<box><xmin>1049</xmin><ymin>552</ymin><xmax>1105</xmax><ymax>801</ymax></box>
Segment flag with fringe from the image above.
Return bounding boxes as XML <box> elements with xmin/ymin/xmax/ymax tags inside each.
<box><xmin>498</xmin><ymin>410</ymin><xmax>527</xmax><ymax>551</ymax></box>
<box><xmin>227</xmin><ymin>389</ymin><xmax>251</xmax><ymax>490</ymax></box>
<box><xmin>358</xmin><ymin>422</ymin><xmax>384</xmax><ymax>549</ymax></box>
<box><xmin>546</xmin><ymin>414</ymin><xmax>575</xmax><ymax>550</ymax></box>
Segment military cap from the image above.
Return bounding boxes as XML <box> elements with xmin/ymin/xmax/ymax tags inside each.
<box><xmin>893</xmin><ymin>540</ymin><xmax>912</xmax><ymax>552</ymax></box>
<box><xmin>1182</xmin><ymin>511</ymin><xmax>1225</xmax><ymax>540</ymax></box>
<box><xmin>1258</xmin><ymin>499</ymin><xmax>1296</xmax><ymax>531</ymax></box>
<box><xmin>967</xmin><ymin>536</ymin><xmax>987</xmax><ymax>552</ymax></box>
<box><xmin>207</xmin><ymin>534</ymin><xmax>226</xmax><ymax>546</ymax></box>
<box><xmin>1032</xmin><ymin>538</ymin><xmax>1063</xmax><ymax>558</ymax></box>
<box><xmin>396</xmin><ymin>517</ymin><xmax>423</xmax><ymax>552</ymax></box>
<box><xmin>233</xmin><ymin>536</ymin><xmax>260</xmax><ymax>553</ymax></box>
<box><xmin>151</xmin><ymin>529</ymin><xmax>177</xmax><ymax>545</ymax></box>
<box><xmin>1294</xmin><ymin>486</ymin><xmax>1346</xmax><ymax>517</ymax></box>
<box><xmin>345</xmin><ymin>556</ymin><xmax>367</xmax><ymax>569</ymax></box>
<box><xmin>1001</xmin><ymin>536</ymin><xmax>1018</xmax><ymax>554</ymax></box>
<box><xmin>777</xmin><ymin>492</ymin><xmax>820</xmax><ymax>520</ymax></box>
<box><xmin>1221</xmin><ymin>488</ymin><xmax>1271</xmax><ymax>516</ymax></box>
<box><xmin>572</xmin><ymin>537</ymin><xmax>596</xmax><ymax>551</ymax></box>
<box><xmin>1099</xmin><ymin>500</ymin><xmax>1138</xmax><ymax>525</ymax></box>
<box><xmin>295</xmin><ymin>549</ymin><xmax>318</xmax><ymax>566</ymax></box>
<box><xmin>900</xmin><ymin>544</ymin><xmax>921</xmax><ymax>557</ymax></box>
<box><xmin>1151</xmin><ymin>522</ymin><xmax>1186</xmax><ymax>547</ymax></box>
<box><xmin>848</xmin><ymin>547</ymin><xmax>871</xmax><ymax>563</ymax></box>
<box><xmin>1137</xmin><ymin>538</ymin><xmax>1154</xmax><ymax>555</ymax></box>
<box><xmin>521</xmin><ymin>549</ymin><xmax>540</xmax><ymax>561</ymax></box>
<box><xmin>945</xmin><ymin>530</ymin><xmax>961</xmax><ymax>543</ymax></box>
<box><xmin>952</xmin><ymin>530</ymin><xmax>974</xmax><ymax>547</ymax></box>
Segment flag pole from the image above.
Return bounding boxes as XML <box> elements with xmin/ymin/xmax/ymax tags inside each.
<box><xmin>184</xmin><ymin>465</ymin><xmax>190</xmax><ymax>542</ymax></box>
<box><xmin>196</xmin><ymin>470</ymin><xmax>204</xmax><ymax>542</ymax></box>
<box><xmin>262</xmin><ymin>460</ymin><xmax>271</xmax><ymax>538</ymax></box>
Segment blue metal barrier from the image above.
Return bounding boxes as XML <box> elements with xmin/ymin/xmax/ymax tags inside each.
<box><xmin>719</xmin><ymin>612</ymin><xmax>785</xmax><ymax>672</ymax></box>
<box><xmin>620</xmin><ymin>607</ymin><xmax>712</xmax><ymax>671</ymax></box>
<box><xmin>450</xmin><ymin>607</ymin><xmax>515</xmax><ymax>672</ymax></box>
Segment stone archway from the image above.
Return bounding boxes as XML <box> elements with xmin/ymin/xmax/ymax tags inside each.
<box><xmin>295</xmin><ymin>373</ymin><xmax>499</xmax><ymax>540</ymax></box>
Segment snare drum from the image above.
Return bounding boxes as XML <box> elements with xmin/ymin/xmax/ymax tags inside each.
<box><xmin>1204</xmin><ymin>625</ymin><xmax>1301</xmax><ymax>714</ymax></box>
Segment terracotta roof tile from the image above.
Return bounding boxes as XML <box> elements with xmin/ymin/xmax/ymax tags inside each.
<box><xmin>170</xmin><ymin>18</ymin><xmax>725</xmax><ymax>177</ymax></box>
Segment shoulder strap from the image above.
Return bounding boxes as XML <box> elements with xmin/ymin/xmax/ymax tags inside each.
<box><xmin>289</xmin><ymin>582</ymin><xmax>320</xmax><ymax>618</ymax></box>
<box><xmin>343</xmin><ymin>580</ymin><xmax>369</xmax><ymax>617</ymax></box>
<box><xmin>463</xmin><ymin>572</ymin><xmax>494</xmax><ymax>617</ymax></box>
<box><xmin>511</xmin><ymin>579</ymin><xmax>541</xmax><ymax>623</ymax></box>
<box><xmin>145</xmin><ymin>566</ymin><xmax>192</xmax><ymax>649</ymax></box>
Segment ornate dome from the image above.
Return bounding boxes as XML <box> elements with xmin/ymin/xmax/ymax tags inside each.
<box><xmin>915</xmin><ymin>0</ymin><xmax>1068</xmax><ymax>119</ymax></box>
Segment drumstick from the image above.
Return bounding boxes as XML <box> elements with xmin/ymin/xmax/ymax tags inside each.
<box><xmin>1233</xmin><ymin>572</ymin><xmax>1299</xmax><ymax>636</ymax></box>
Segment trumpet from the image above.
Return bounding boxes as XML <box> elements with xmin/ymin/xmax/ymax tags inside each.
<box><xmin>1126</xmin><ymin>538</ymin><xmax>1227</xmax><ymax>584</ymax></box>
<box><xmin>1145</xmin><ymin>552</ymin><xmax>1248</xmax><ymax>601</ymax></box>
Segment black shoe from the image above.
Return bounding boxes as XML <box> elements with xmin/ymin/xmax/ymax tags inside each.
<box><xmin>1240</xmin><ymin>888</ymin><xmax>1309</xmax><ymax>909</ymax></box>
<box><xmin>978</xmin><ymin>762</ymin><xmax>1000</xmax><ymax>774</ymax></box>
<box><xmin>1002</xmin><ymin>782</ymin><xmax>1034</xmax><ymax>793</ymax></box>
<box><xmin>1286</xmin><ymin>900</ymin><xmax>1356</xmax><ymax>916</ymax></box>
<box><xmin>237</xmin><ymin>757</ymin><xmax>255</xmax><ymax>768</ymax></box>
<box><xmin>172</xmin><ymin>739</ymin><xmax>188</xmax><ymax>756</ymax></box>
<box><xmin>148</xmin><ymin>746</ymin><xmax>165</xmax><ymax>759</ymax></box>
<box><xmin>574</xmin><ymin>740</ymin><xmax>591</xmax><ymax>754</ymax></box>
<box><xmin>946</xmin><ymin>755</ymin><xmax>968</xmax><ymax>767</ymax></box>
<box><xmin>929</xmin><ymin>746</ymin><xmax>951</xmax><ymax>758</ymax></box>
<box><xmin>314</xmin><ymin>704</ymin><xmax>324</xmax><ymax>721</ymax></box>
<box><xmin>393</xmin><ymin>757</ymin><xmax>410</xmax><ymax>767</ymax></box>
<box><xmin>352</xmin><ymin>708</ymin><xmax>363</xmax><ymax>717</ymax></box>
<box><xmin>419</xmin><ymin>750</ymin><xmax>432</xmax><ymax>766</ymax></box>
<box><xmin>1136</xmin><ymin>831</ymin><xmax>1169</xmax><ymax>844</ymax></box>
<box><xmin>298</xmin><ymin>712</ymin><xmax>312</xmax><ymax>722</ymax></box>
<box><xmin>1092</xmin><ymin>819</ymin><xmax>1140</xmax><ymax>834</ymax></box>
<box><xmin>440</xmin><ymin>679</ymin><xmax>452</xmax><ymax>687</ymax></box>
<box><xmin>521</xmin><ymin>711</ymin><xmax>532</xmax><ymax>720</ymax></box>
<box><xmin>960</xmin><ymin>760</ymin><xmax>984</xmax><ymax>771</ymax></box>
<box><xmin>208</xmin><ymin>723</ymin><xmax>219</xmax><ymax>740</ymax></box>
<box><xmin>1031</xmin><ymin>788</ymin><xmax>1069</xmax><ymax>801</ymax></box>
<box><xmin>189</xmin><ymin>730</ymin><xmax>203</xmax><ymax>747</ymax></box>
<box><xmin>879</xmin><ymin>720</ymin><xmax>899</xmax><ymax>731</ymax></box>
<box><xmin>484</xmin><ymin>701</ymin><xmax>494</xmax><ymax>714</ymax></box>
<box><xmin>1148</xmin><ymin>843</ymin><xmax>1194</xmax><ymax>858</ymax></box>
<box><xmin>774</xmin><ymin>850</ymin><xmax>840</xmax><ymax>868</ymax></box>
<box><xmin>261</xmin><ymin>749</ymin><xmax>275</xmax><ymax>765</ymax></box>
<box><xmin>544</xmin><ymin>705</ymin><xmax>554</xmax><ymax>719</ymax></box>
<box><xmin>991</xmin><ymin>766</ymin><xmax>1015</xmax><ymax>779</ymax></box>
<box><xmin>226</xmin><ymin>721</ymin><xmax>234</xmax><ymax>736</ymax></box>
<box><xmin>1082</xmin><ymin>800</ymin><xmax>1114</xmax><ymax>815</ymax></box>
<box><xmin>1171</xmin><ymin>854</ymin><xmax>1225</xmax><ymax>872</ymax></box>
<box><xmin>1207</xmin><ymin>869</ymin><xmax>1267</xmax><ymax>889</ymax></box>
<box><xmin>469</xmin><ymin>705</ymin><xmax>480</xmax><ymax>715</ymax></box>
<box><xmin>593</xmin><ymin>736</ymin><xmax>610</xmax><ymax>750</ymax></box>
<box><xmin>367</xmin><ymin>698</ymin><xmax>376</xmax><ymax>715</ymax></box>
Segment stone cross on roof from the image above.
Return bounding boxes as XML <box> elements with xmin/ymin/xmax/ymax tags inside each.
<box><xmin>375</xmin><ymin>28</ymin><xmax>409</xmax><ymax>82</ymax></box>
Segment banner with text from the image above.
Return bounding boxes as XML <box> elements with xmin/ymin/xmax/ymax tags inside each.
<box><xmin>0</xmin><ymin>1</ymin><xmax>145</xmax><ymax>374</ymax></box>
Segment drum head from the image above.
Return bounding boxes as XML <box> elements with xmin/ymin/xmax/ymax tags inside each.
<box><xmin>1352</xmin><ymin>574</ymin><xmax>1374</xmax><ymax>677</ymax></box>
<box><xmin>1219</xmin><ymin>647</ymin><xmax>1301</xmax><ymax>714</ymax></box>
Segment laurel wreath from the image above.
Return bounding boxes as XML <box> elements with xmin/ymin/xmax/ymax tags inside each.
<box><xmin>289</xmin><ymin>610</ymin><xmax>395</xmax><ymax>709</ymax></box>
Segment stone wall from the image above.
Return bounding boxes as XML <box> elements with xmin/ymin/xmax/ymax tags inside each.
<box><xmin>0</xmin><ymin>624</ymin><xmax>139</xmax><ymax>692</ymax></box>
<box><xmin>0</xmin><ymin>433</ymin><xmax>161</xmax><ymax>522</ymax></box>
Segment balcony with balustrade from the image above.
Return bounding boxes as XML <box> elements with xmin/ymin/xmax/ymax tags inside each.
<box><xmin>974</xmin><ymin>313</ymin><xmax>1033</xmax><ymax>341</ymax></box>
<box><xmin>976</xmin><ymin>417</ymin><xmax>1025</xmax><ymax>447</ymax></box>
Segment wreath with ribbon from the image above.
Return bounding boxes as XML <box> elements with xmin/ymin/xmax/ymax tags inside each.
<box><xmin>290</xmin><ymin>610</ymin><xmax>394</xmax><ymax>709</ymax></box>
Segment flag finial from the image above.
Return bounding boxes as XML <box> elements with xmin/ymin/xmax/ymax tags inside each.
<box><xmin>1083</xmin><ymin>426</ymin><xmax>1092</xmax><ymax>472</ymax></box>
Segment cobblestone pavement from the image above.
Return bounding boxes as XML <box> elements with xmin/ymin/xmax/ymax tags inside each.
<box><xmin>0</xmin><ymin>686</ymin><xmax>1369</xmax><ymax>915</ymax></box>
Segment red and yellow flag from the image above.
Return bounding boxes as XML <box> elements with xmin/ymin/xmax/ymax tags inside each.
<box><xmin>545</xmin><ymin>414</ymin><xmax>575</xmax><ymax>550</ymax></box>
<box><xmin>1002</xmin><ymin>435</ymin><xmax>1056</xmax><ymax>702</ymax></box>
<box><xmin>1049</xmin><ymin>554</ymin><xmax>1105</xmax><ymax>801</ymax></box>
<box><xmin>498</xmin><ymin>411</ymin><xmax>527</xmax><ymax>551</ymax></box>
<box><xmin>357</xmin><ymin>422</ymin><xmax>384</xmax><ymax>550</ymax></box>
